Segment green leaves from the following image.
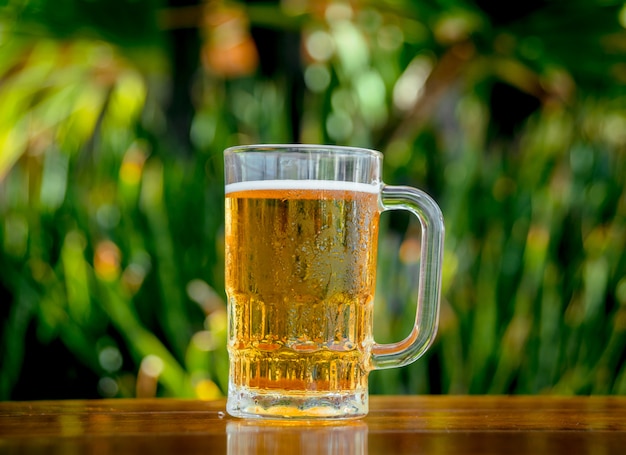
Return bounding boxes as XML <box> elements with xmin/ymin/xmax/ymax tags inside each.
<box><xmin>1</xmin><ymin>0</ymin><xmax>625</xmax><ymax>399</ymax></box>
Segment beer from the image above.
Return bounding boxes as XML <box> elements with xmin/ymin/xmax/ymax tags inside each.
<box><xmin>225</xmin><ymin>180</ymin><xmax>380</xmax><ymax>416</ymax></box>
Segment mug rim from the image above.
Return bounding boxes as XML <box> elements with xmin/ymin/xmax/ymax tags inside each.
<box><xmin>224</xmin><ymin>143</ymin><xmax>383</xmax><ymax>159</ymax></box>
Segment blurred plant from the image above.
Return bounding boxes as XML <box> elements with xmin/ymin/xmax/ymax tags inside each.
<box><xmin>0</xmin><ymin>1</ymin><xmax>228</xmax><ymax>399</ymax></box>
<box><xmin>1</xmin><ymin>0</ymin><xmax>625</xmax><ymax>399</ymax></box>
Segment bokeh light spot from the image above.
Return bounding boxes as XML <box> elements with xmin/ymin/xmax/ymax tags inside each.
<box><xmin>325</xmin><ymin>2</ymin><xmax>353</xmax><ymax>23</ymax></box>
<box><xmin>304</xmin><ymin>63</ymin><xmax>331</xmax><ymax>93</ymax></box>
<box><xmin>393</xmin><ymin>55</ymin><xmax>432</xmax><ymax>111</ymax></box>
<box><xmin>305</xmin><ymin>30</ymin><xmax>335</xmax><ymax>61</ymax></box>
<box><xmin>326</xmin><ymin>110</ymin><xmax>353</xmax><ymax>141</ymax></box>
<box><xmin>399</xmin><ymin>237</ymin><xmax>421</xmax><ymax>265</ymax></box>
<box><xmin>192</xmin><ymin>331</ymin><xmax>216</xmax><ymax>351</ymax></box>
<box><xmin>619</xmin><ymin>4</ymin><xmax>626</xmax><ymax>29</ymax></box>
<box><xmin>99</xmin><ymin>346</ymin><xmax>123</xmax><ymax>373</ymax></box>
<box><xmin>94</xmin><ymin>240</ymin><xmax>121</xmax><ymax>281</ymax></box>
<box><xmin>140</xmin><ymin>354</ymin><xmax>164</xmax><ymax>378</ymax></box>
<box><xmin>195</xmin><ymin>379</ymin><xmax>221</xmax><ymax>400</ymax></box>
<box><xmin>96</xmin><ymin>204</ymin><xmax>121</xmax><ymax>230</ymax></box>
<box><xmin>98</xmin><ymin>377</ymin><xmax>119</xmax><ymax>398</ymax></box>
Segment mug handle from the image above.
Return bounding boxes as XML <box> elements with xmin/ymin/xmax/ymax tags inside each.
<box><xmin>371</xmin><ymin>185</ymin><xmax>445</xmax><ymax>370</ymax></box>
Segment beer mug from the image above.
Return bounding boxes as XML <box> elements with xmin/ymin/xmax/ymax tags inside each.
<box><xmin>224</xmin><ymin>144</ymin><xmax>444</xmax><ymax>419</ymax></box>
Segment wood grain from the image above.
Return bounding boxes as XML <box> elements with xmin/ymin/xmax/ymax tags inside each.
<box><xmin>1</xmin><ymin>396</ymin><xmax>625</xmax><ymax>454</ymax></box>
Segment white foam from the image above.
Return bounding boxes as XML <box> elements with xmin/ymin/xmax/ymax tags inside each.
<box><xmin>225</xmin><ymin>180</ymin><xmax>379</xmax><ymax>194</ymax></box>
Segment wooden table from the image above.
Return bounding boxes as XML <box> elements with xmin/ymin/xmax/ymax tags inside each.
<box><xmin>1</xmin><ymin>396</ymin><xmax>625</xmax><ymax>454</ymax></box>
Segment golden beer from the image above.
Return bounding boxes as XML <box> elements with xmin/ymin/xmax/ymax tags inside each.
<box><xmin>225</xmin><ymin>181</ymin><xmax>380</xmax><ymax>416</ymax></box>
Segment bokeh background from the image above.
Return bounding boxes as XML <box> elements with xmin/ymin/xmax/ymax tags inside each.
<box><xmin>1</xmin><ymin>0</ymin><xmax>626</xmax><ymax>401</ymax></box>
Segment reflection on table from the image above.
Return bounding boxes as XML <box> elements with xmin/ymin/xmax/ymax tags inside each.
<box><xmin>227</xmin><ymin>420</ymin><xmax>368</xmax><ymax>455</ymax></box>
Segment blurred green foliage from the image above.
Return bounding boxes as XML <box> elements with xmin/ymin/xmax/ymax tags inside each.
<box><xmin>1</xmin><ymin>0</ymin><xmax>625</xmax><ymax>400</ymax></box>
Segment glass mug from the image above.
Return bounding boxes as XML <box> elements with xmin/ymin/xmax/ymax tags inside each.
<box><xmin>224</xmin><ymin>144</ymin><xmax>444</xmax><ymax>419</ymax></box>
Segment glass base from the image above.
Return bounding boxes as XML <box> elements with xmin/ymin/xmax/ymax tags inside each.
<box><xmin>226</xmin><ymin>385</ymin><xmax>368</xmax><ymax>420</ymax></box>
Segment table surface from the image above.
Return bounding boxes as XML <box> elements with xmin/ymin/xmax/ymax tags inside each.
<box><xmin>1</xmin><ymin>395</ymin><xmax>626</xmax><ymax>454</ymax></box>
